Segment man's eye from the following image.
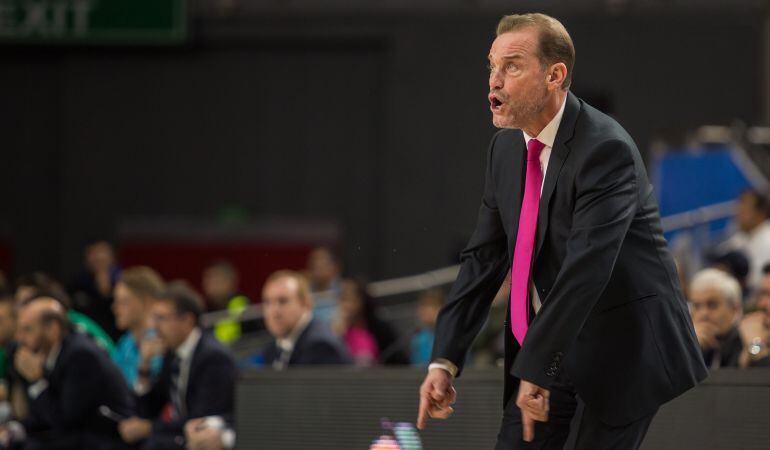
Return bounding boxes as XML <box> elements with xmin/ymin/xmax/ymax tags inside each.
<box><xmin>505</xmin><ymin>63</ymin><xmax>517</xmax><ymax>73</ymax></box>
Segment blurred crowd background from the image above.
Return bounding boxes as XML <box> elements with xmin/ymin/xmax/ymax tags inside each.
<box><xmin>1</xmin><ymin>0</ymin><xmax>770</xmax><ymax>449</ymax></box>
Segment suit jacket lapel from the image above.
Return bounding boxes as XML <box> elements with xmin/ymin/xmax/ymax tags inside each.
<box><xmin>501</xmin><ymin>131</ymin><xmax>526</xmax><ymax>253</ymax></box>
<box><xmin>535</xmin><ymin>92</ymin><xmax>580</xmax><ymax>258</ymax></box>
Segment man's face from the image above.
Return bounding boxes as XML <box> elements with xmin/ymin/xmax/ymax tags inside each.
<box><xmin>487</xmin><ymin>28</ymin><xmax>549</xmax><ymax>129</ymax></box>
<box><xmin>306</xmin><ymin>248</ymin><xmax>339</xmax><ymax>289</ymax></box>
<box><xmin>15</xmin><ymin>307</ymin><xmax>47</xmax><ymax>353</ymax></box>
<box><xmin>262</xmin><ymin>277</ymin><xmax>308</xmax><ymax>339</ymax></box>
<box><xmin>85</xmin><ymin>241</ymin><xmax>115</xmax><ymax>273</ymax></box>
<box><xmin>202</xmin><ymin>268</ymin><xmax>236</xmax><ymax>307</ymax></box>
<box><xmin>690</xmin><ymin>286</ymin><xmax>738</xmax><ymax>336</ymax></box>
<box><xmin>0</xmin><ymin>302</ymin><xmax>16</xmax><ymax>345</ymax></box>
<box><xmin>113</xmin><ymin>282</ymin><xmax>148</xmax><ymax>332</ymax></box>
<box><xmin>756</xmin><ymin>274</ymin><xmax>770</xmax><ymax>328</ymax></box>
<box><xmin>736</xmin><ymin>193</ymin><xmax>764</xmax><ymax>232</ymax></box>
<box><xmin>151</xmin><ymin>301</ymin><xmax>191</xmax><ymax>350</ymax></box>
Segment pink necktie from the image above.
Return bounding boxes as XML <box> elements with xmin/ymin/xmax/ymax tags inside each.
<box><xmin>510</xmin><ymin>138</ymin><xmax>545</xmax><ymax>346</ymax></box>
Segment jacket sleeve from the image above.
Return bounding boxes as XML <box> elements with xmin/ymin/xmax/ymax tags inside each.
<box><xmin>430</xmin><ymin>131</ymin><xmax>511</xmax><ymax>376</ymax></box>
<box><xmin>512</xmin><ymin>139</ymin><xmax>638</xmax><ymax>388</ymax></box>
<box><xmin>24</xmin><ymin>349</ymin><xmax>102</xmax><ymax>431</ymax></box>
<box><xmin>152</xmin><ymin>352</ymin><xmax>237</xmax><ymax>435</ymax></box>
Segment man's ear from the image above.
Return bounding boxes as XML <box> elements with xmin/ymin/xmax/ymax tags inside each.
<box><xmin>547</xmin><ymin>63</ymin><xmax>568</xmax><ymax>89</ymax></box>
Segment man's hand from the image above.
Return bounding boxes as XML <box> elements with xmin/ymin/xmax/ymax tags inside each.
<box><xmin>416</xmin><ymin>368</ymin><xmax>457</xmax><ymax>430</ymax></box>
<box><xmin>516</xmin><ymin>379</ymin><xmax>550</xmax><ymax>442</ymax></box>
<box><xmin>139</xmin><ymin>335</ymin><xmax>165</xmax><ymax>368</ymax></box>
<box><xmin>185</xmin><ymin>419</ymin><xmax>225</xmax><ymax>450</ymax></box>
<box><xmin>119</xmin><ymin>417</ymin><xmax>152</xmax><ymax>443</ymax></box>
<box><xmin>14</xmin><ymin>348</ymin><xmax>44</xmax><ymax>383</ymax></box>
<box><xmin>693</xmin><ymin>321</ymin><xmax>719</xmax><ymax>350</ymax></box>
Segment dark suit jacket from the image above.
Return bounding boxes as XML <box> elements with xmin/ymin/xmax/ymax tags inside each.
<box><xmin>702</xmin><ymin>326</ymin><xmax>743</xmax><ymax>368</ymax></box>
<box><xmin>139</xmin><ymin>330</ymin><xmax>236</xmax><ymax>441</ymax></box>
<box><xmin>22</xmin><ymin>332</ymin><xmax>135</xmax><ymax>450</ymax></box>
<box><xmin>262</xmin><ymin>318</ymin><xmax>352</xmax><ymax>366</ymax></box>
<box><xmin>432</xmin><ymin>92</ymin><xmax>708</xmax><ymax>426</ymax></box>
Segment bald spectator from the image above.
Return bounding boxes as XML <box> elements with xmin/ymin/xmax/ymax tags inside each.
<box><xmin>261</xmin><ymin>271</ymin><xmax>350</xmax><ymax>369</ymax></box>
<box><xmin>201</xmin><ymin>261</ymin><xmax>249</xmax><ymax>345</ymax></box>
<box><xmin>112</xmin><ymin>267</ymin><xmax>166</xmax><ymax>388</ymax></box>
<box><xmin>689</xmin><ymin>268</ymin><xmax>744</xmax><ymax>368</ymax></box>
<box><xmin>305</xmin><ymin>247</ymin><xmax>343</xmax><ymax>324</ymax></box>
<box><xmin>118</xmin><ymin>282</ymin><xmax>236</xmax><ymax>450</ymax></box>
<box><xmin>1</xmin><ymin>295</ymin><xmax>134</xmax><ymax>450</ymax></box>
<box><xmin>15</xmin><ymin>273</ymin><xmax>115</xmax><ymax>357</ymax></box>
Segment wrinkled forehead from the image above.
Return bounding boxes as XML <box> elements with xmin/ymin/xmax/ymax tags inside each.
<box><xmin>488</xmin><ymin>28</ymin><xmax>540</xmax><ymax>61</ymax></box>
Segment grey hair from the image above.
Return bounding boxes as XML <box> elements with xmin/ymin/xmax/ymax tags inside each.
<box><xmin>689</xmin><ymin>268</ymin><xmax>742</xmax><ymax>308</ymax></box>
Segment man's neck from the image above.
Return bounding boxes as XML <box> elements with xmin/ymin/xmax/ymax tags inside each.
<box><xmin>522</xmin><ymin>90</ymin><xmax>568</xmax><ymax>137</ymax></box>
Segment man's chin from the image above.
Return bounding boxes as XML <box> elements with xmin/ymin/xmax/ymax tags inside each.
<box><xmin>491</xmin><ymin>111</ymin><xmax>521</xmax><ymax>130</ymax></box>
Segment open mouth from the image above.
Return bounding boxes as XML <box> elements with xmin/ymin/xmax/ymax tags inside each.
<box><xmin>489</xmin><ymin>94</ymin><xmax>503</xmax><ymax>111</ymax></box>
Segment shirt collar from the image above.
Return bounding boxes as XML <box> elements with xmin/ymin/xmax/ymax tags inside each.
<box><xmin>522</xmin><ymin>95</ymin><xmax>568</xmax><ymax>149</ymax></box>
<box><xmin>175</xmin><ymin>327</ymin><xmax>202</xmax><ymax>362</ymax></box>
<box><xmin>45</xmin><ymin>342</ymin><xmax>62</xmax><ymax>371</ymax></box>
<box><xmin>276</xmin><ymin>311</ymin><xmax>313</xmax><ymax>353</ymax></box>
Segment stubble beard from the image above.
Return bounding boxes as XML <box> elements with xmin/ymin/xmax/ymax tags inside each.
<box><xmin>493</xmin><ymin>86</ymin><xmax>548</xmax><ymax>130</ymax></box>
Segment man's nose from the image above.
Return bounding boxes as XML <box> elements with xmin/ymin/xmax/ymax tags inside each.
<box><xmin>489</xmin><ymin>69</ymin><xmax>503</xmax><ymax>90</ymax></box>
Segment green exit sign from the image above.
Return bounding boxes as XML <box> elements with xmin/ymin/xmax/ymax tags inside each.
<box><xmin>0</xmin><ymin>0</ymin><xmax>186</xmax><ymax>45</ymax></box>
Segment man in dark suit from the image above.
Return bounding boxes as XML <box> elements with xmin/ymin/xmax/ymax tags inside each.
<box><xmin>261</xmin><ymin>270</ymin><xmax>351</xmax><ymax>369</ymax></box>
<box><xmin>3</xmin><ymin>295</ymin><xmax>134</xmax><ymax>450</ymax></box>
<box><xmin>416</xmin><ymin>13</ymin><xmax>707</xmax><ymax>450</ymax></box>
<box><xmin>118</xmin><ymin>283</ymin><xmax>236</xmax><ymax>450</ymax></box>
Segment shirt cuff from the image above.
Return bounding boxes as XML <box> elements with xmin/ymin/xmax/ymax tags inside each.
<box><xmin>6</xmin><ymin>420</ymin><xmax>26</xmax><ymax>442</ymax></box>
<box><xmin>221</xmin><ymin>428</ymin><xmax>236</xmax><ymax>449</ymax></box>
<box><xmin>428</xmin><ymin>359</ymin><xmax>458</xmax><ymax>378</ymax></box>
<box><xmin>27</xmin><ymin>380</ymin><xmax>49</xmax><ymax>399</ymax></box>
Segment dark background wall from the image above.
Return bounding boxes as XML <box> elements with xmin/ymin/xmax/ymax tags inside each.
<box><xmin>0</xmin><ymin>6</ymin><xmax>765</xmax><ymax>283</ymax></box>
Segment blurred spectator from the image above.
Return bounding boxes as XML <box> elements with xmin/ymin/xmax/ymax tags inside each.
<box><xmin>1</xmin><ymin>295</ymin><xmax>134</xmax><ymax>449</ymax></box>
<box><xmin>15</xmin><ymin>273</ymin><xmax>116</xmax><ymax>358</ymax></box>
<box><xmin>721</xmin><ymin>189</ymin><xmax>770</xmax><ymax>291</ymax></box>
<box><xmin>119</xmin><ymin>282</ymin><xmax>236</xmax><ymax>450</ymax></box>
<box><xmin>0</xmin><ymin>292</ymin><xmax>16</xmax><ymax>422</ymax></box>
<box><xmin>410</xmin><ymin>288</ymin><xmax>445</xmax><ymax>366</ymax></box>
<box><xmin>706</xmin><ymin>250</ymin><xmax>751</xmax><ymax>302</ymax></box>
<box><xmin>201</xmin><ymin>261</ymin><xmax>249</xmax><ymax>345</ymax></box>
<box><xmin>336</xmin><ymin>278</ymin><xmax>409</xmax><ymax>366</ymax></box>
<box><xmin>0</xmin><ymin>272</ymin><xmax>7</xmax><ymax>294</ymax></box>
<box><xmin>260</xmin><ymin>270</ymin><xmax>351</xmax><ymax>369</ymax></box>
<box><xmin>333</xmin><ymin>279</ymin><xmax>380</xmax><ymax>366</ymax></box>
<box><xmin>305</xmin><ymin>246</ymin><xmax>343</xmax><ymax>324</ymax></box>
<box><xmin>470</xmin><ymin>275</ymin><xmax>510</xmax><ymax>367</ymax></box>
<box><xmin>738</xmin><ymin>263</ymin><xmax>770</xmax><ymax>367</ymax></box>
<box><xmin>68</xmin><ymin>240</ymin><xmax>121</xmax><ymax>341</ymax></box>
<box><xmin>689</xmin><ymin>268</ymin><xmax>743</xmax><ymax>368</ymax></box>
<box><xmin>112</xmin><ymin>267</ymin><xmax>166</xmax><ymax>388</ymax></box>
<box><xmin>184</xmin><ymin>416</ymin><xmax>235</xmax><ymax>450</ymax></box>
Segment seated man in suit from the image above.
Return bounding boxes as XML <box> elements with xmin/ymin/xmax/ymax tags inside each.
<box><xmin>2</xmin><ymin>295</ymin><xmax>135</xmax><ymax>450</ymax></box>
<box><xmin>118</xmin><ymin>283</ymin><xmax>236</xmax><ymax>450</ymax></box>
<box><xmin>689</xmin><ymin>268</ymin><xmax>743</xmax><ymax>368</ymax></box>
<box><xmin>261</xmin><ymin>270</ymin><xmax>351</xmax><ymax>369</ymax></box>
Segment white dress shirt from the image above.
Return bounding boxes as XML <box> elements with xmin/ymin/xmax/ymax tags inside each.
<box><xmin>521</xmin><ymin>96</ymin><xmax>567</xmax><ymax>313</ymax></box>
<box><xmin>273</xmin><ymin>310</ymin><xmax>313</xmax><ymax>370</ymax></box>
<box><xmin>429</xmin><ymin>96</ymin><xmax>568</xmax><ymax>377</ymax></box>
<box><xmin>174</xmin><ymin>327</ymin><xmax>202</xmax><ymax>416</ymax></box>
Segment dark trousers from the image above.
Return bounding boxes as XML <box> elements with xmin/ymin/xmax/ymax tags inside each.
<box><xmin>495</xmin><ymin>369</ymin><xmax>656</xmax><ymax>450</ymax></box>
